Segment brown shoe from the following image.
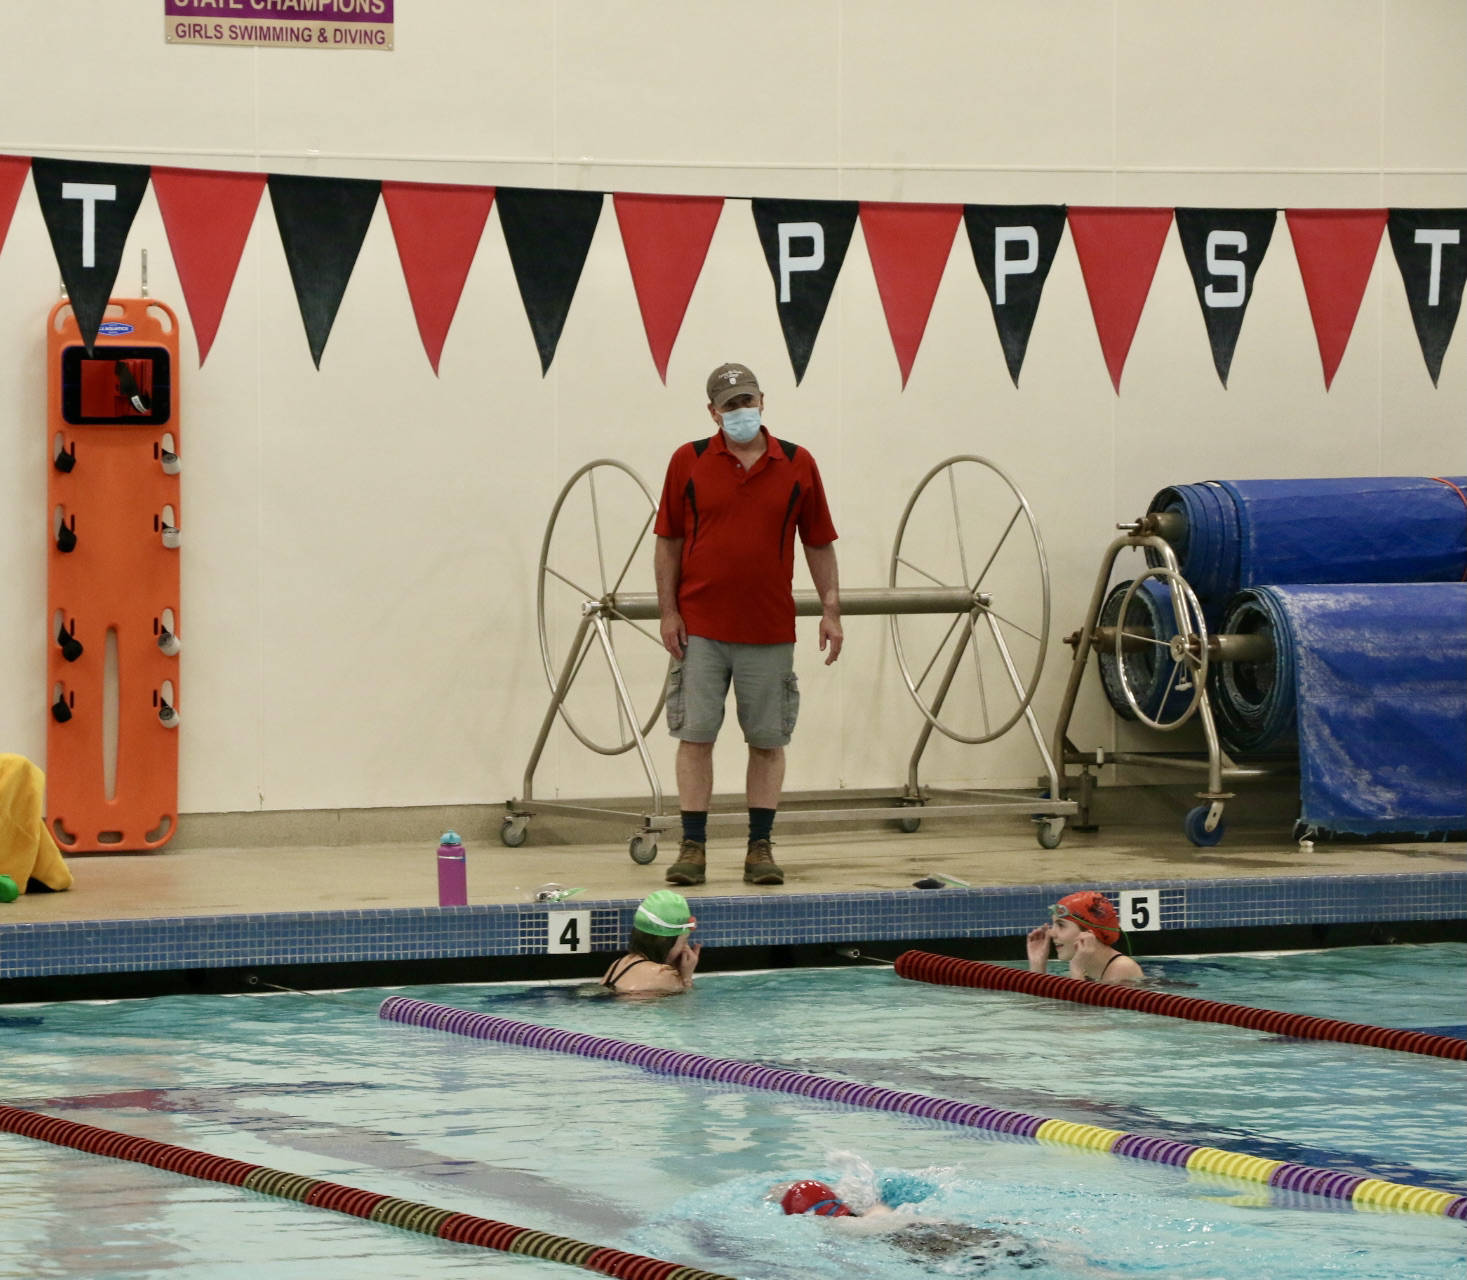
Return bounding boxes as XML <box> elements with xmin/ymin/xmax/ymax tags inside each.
<box><xmin>743</xmin><ymin>838</ymin><xmax>784</xmax><ymax>885</ymax></box>
<box><xmin>665</xmin><ymin>839</ymin><xmax>706</xmax><ymax>886</ymax></box>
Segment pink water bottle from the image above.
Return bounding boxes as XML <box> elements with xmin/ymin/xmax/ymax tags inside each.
<box><xmin>436</xmin><ymin>831</ymin><xmax>467</xmax><ymax>906</ymax></box>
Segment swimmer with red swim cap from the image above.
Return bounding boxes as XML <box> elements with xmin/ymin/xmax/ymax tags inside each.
<box><xmin>1027</xmin><ymin>890</ymin><xmax>1142</xmax><ymax>984</ymax></box>
<box><xmin>774</xmin><ymin>1178</ymin><xmax>1037</xmax><ymax>1265</ymax></box>
<box><xmin>779</xmin><ymin>1180</ymin><xmax>855</xmax><ymax>1217</ymax></box>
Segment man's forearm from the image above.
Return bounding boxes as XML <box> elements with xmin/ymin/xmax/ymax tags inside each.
<box><xmin>655</xmin><ymin>536</ymin><xmax>684</xmax><ymax>614</ymax></box>
<box><xmin>804</xmin><ymin>543</ymin><xmax>840</xmax><ymax>614</ymax></box>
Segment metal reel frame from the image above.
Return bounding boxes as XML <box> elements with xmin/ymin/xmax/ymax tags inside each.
<box><xmin>1114</xmin><ymin>566</ymin><xmax>1210</xmax><ymax>731</ymax></box>
<box><xmin>888</xmin><ymin>455</ymin><xmax>1052</xmax><ymax>744</ymax></box>
<box><xmin>535</xmin><ymin>458</ymin><xmax>670</xmax><ymax>756</ymax></box>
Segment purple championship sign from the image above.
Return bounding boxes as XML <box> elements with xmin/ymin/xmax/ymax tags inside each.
<box><xmin>164</xmin><ymin>0</ymin><xmax>393</xmax><ymax>51</ymax></box>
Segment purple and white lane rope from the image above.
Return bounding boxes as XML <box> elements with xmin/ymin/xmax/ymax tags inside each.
<box><xmin>377</xmin><ymin>997</ymin><xmax>1467</xmax><ymax>1220</ymax></box>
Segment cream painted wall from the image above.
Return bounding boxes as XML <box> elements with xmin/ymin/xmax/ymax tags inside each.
<box><xmin>0</xmin><ymin>1</ymin><xmax>1463</xmax><ymax>818</ymax></box>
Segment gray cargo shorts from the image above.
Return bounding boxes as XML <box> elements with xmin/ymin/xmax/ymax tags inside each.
<box><xmin>665</xmin><ymin>636</ymin><xmax>800</xmax><ymax>748</ymax></box>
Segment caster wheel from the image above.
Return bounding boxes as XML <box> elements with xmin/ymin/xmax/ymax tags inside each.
<box><xmin>628</xmin><ymin>834</ymin><xmax>658</xmax><ymax>865</ymax></box>
<box><xmin>1184</xmin><ymin>805</ymin><xmax>1226</xmax><ymax>847</ymax></box>
<box><xmin>898</xmin><ymin>815</ymin><xmax>922</xmax><ymax>834</ymax></box>
<box><xmin>500</xmin><ymin>817</ymin><xmax>529</xmax><ymax>848</ymax></box>
<box><xmin>1036</xmin><ymin>819</ymin><xmax>1064</xmax><ymax>850</ymax></box>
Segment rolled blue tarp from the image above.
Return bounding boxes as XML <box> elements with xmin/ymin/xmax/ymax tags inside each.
<box><xmin>1146</xmin><ymin>477</ymin><xmax>1467</xmax><ymax>607</ymax></box>
<box><xmin>1212</xmin><ymin>584</ymin><xmax>1467</xmax><ymax>839</ymax></box>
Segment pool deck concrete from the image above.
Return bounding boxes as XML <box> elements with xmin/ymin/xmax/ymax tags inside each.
<box><xmin>8</xmin><ymin>788</ymin><xmax>1463</xmax><ymax>926</ymax></box>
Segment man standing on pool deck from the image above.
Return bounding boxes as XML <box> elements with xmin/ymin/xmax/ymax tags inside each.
<box><xmin>654</xmin><ymin>362</ymin><xmax>841</xmax><ymax>887</ymax></box>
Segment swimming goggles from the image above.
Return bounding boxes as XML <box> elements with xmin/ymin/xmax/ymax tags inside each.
<box><xmin>637</xmin><ymin>907</ymin><xmax>696</xmax><ymax>932</ymax></box>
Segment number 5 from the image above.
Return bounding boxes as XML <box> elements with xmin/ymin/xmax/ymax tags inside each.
<box><xmin>1118</xmin><ymin>889</ymin><xmax>1161</xmax><ymax>932</ymax></box>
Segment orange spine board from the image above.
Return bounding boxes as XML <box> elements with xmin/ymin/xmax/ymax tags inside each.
<box><xmin>46</xmin><ymin>298</ymin><xmax>181</xmax><ymax>852</ymax></box>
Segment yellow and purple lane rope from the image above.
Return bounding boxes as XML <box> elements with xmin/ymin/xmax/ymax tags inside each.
<box><xmin>376</xmin><ymin>997</ymin><xmax>1467</xmax><ymax>1222</ymax></box>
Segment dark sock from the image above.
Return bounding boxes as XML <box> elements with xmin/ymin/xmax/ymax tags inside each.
<box><xmin>681</xmin><ymin>810</ymin><xmax>707</xmax><ymax>844</ymax></box>
<box><xmin>748</xmin><ymin>807</ymin><xmax>776</xmax><ymax>844</ymax></box>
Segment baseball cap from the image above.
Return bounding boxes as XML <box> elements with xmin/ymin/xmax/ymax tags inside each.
<box><xmin>1050</xmin><ymin>891</ymin><xmax>1121</xmax><ymax>946</ymax></box>
<box><xmin>634</xmin><ymin>890</ymin><xmax>696</xmax><ymax>937</ymax></box>
<box><xmin>706</xmin><ymin>362</ymin><xmax>761</xmax><ymax>408</ymax></box>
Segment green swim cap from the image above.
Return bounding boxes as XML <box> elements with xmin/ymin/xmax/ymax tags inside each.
<box><xmin>634</xmin><ymin>890</ymin><xmax>694</xmax><ymax>937</ymax></box>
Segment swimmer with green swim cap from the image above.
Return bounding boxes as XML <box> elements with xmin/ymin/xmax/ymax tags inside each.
<box><xmin>601</xmin><ymin>890</ymin><xmax>701</xmax><ymax>995</ymax></box>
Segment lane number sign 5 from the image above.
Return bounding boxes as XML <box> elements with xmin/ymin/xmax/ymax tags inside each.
<box><xmin>1118</xmin><ymin>889</ymin><xmax>1162</xmax><ymax>932</ymax></box>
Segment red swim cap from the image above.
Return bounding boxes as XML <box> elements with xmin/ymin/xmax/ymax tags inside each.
<box><xmin>1054</xmin><ymin>891</ymin><xmax>1121</xmax><ymax>946</ymax></box>
<box><xmin>781</xmin><ymin>1180</ymin><xmax>854</xmax><ymax>1217</ymax></box>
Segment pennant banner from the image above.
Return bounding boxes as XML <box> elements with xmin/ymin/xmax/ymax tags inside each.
<box><xmin>0</xmin><ymin>154</ymin><xmax>29</xmax><ymax>259</ymax></box>
<box><xmin>31</xmin><ymin>157</ymin><xmax>151</xmax><ymax>354</ymax></box>
<box><xmin>859</xmin><ymin>202</ymin><xmax>961</xmax><ymax>388</ymax></box>
<box><xmin>1387</xmin><ymin>208</ymin><xmax>1467</xmax><ymax>387</ymax></box>
<box><xmin>613</xmin><ymin>193</ymin><xmax>723</xmax><ymax>384</ymax></box>
<box><xmin>1068</xmin><ymin>206</ymin><xmax>1174</xmax><ymax>393</ymax></box>
<box><xmin>1285</xmin><ymin>208</ymin><xmax>1387</xmax><ymax>390</ymax></box>
<box><xmin>0</xmin><ymin>151</ymin><xmax>1460</xmax><ymax>391</ymax></box>
<box><xmin>382</xmin><ymin>181</ymin><xmax>496</xmax><ymax>376</ymax></box>
<box><xmin>964</xmin><ymin>204</ymin><xmax>1067</xmax><ymax>387</ymax></box>
<box><xmin>1174</xmin><ymin>207</ymin><xmax>1277</xmax><ymax>387</ymax></box>
<box><xmin>497</xmin><ymin>187</ymin><xmax>603</xmax><ymax>376</ymax></box>
<box><xmin>268</xmin><ymin>173</ymin><xmax>381</xmax><ymax>369</ymax></box>
<box><xmin>152</xmin><ymin>167</ymin><xmax>267</xmax><ymax>365</ymax></box>
<box><xmin>752</xmin><ymin>198</ymin><xmax>859</xmax><ymax>384</ymax></box>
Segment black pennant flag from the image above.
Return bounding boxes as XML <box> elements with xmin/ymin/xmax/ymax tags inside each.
<box><xmin>31</xmin><ymin>158</ymin><xmax>151</xmax><ymax>354</ymax></box>
<box><xmin>963</xmin><ymin>204</ymin><xmax>1066</xmax><ymax>386</ymax></box>
<box><xmin>1174</xmin><ymin>208</ymin><xmax>1277</xmax><ymax>387</ymax></box>
<box><xmin>268</xmin><ymin>174</ymin><xmax>380</xmax><ymax>368</ymax></box>
<box><xmin>496</xmin><ymin>187</ymin><xmax>604</xmax><ymax>375</ymax></box>
<box><xmin>751</xmin><ymin>198</ymin><xmax>858</xmax><ymax>383</ymax></box>
<box><xmin>1388</xmin><ymin>208</ymin><xmax>1467</xmax><ymax>386</ymax></box>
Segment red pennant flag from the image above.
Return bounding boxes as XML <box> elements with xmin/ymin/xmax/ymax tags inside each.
<box><xmin>859</xmin><ymin>202</ymin><xmax>961</xmax><ymax>387</ymax></box>
<box><xmin>0</xmin><ymin>154</ymin><xmax>29</xmax><ymax>257</ymax></box>
<box><xmin>382</xmin><ymin>181</ymin><xmax>495</xmax><ymax>375</ymax></box>
<box><xmin>1285</xmin><ymin>208</ymin><xmax>1388</xmax><ymax>390</ymax></box>
<box><xmin>152</xmin><ymin>167</ymin><xmax>267</xmax><ymax>365</ymax></box>
<box><xmin>1067</xmin><ymin>207</ymin><xmax>1174</xmax><ymax>392</ymax></box>
<box><xmin>613</xmin><ymin>193</ymin><xmax>723</xmax><ymax>382</ymax></box>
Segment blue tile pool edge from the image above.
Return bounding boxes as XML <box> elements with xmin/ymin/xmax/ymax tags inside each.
<box><xmin>0</xmin><ymin>870</ymin><xmax>1462</xmax><ymax>980</ymax></box>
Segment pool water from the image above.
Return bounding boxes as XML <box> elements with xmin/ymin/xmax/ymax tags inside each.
<box><xmin>1</xmin><ymin>944</ymin><xmax>1463</xmax><ymax>1279</ymax></box>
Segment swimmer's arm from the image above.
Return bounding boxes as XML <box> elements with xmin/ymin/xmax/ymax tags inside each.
<box><xmin>1025</xmin><ymin>925</ymin><xmax>1051</xmax><ymax>972</ymax></box>
<box><xmin>669</xmin><ymin>935</ymin><xmax>701</xmax><ymax>989</ymax></box>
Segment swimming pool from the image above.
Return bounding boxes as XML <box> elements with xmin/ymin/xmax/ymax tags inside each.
<box><xmin>2</xmin><ymin>944</ymin><xmax>1463</xmax><ymax>1278</ymax></box>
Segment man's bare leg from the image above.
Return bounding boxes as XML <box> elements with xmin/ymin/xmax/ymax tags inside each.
<box><xmin>666</xmin><ymin>740</ymin><xmax>714</xmax><ymax>885</ymax></box>
<box><xmin>746</xmin><ymin>745</ymin><xmax>785</xmax><ymax>809</ymax></box>
<box><xmin>676</xmin><ymin>740</ymin><xmax>715</xmax><ymax>811</ymax></box>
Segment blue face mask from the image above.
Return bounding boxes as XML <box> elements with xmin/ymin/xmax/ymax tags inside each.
<box><xmin>720</xmin><ymin>406</ymin><xmax>762</xmax><ymax>444</ymax></box>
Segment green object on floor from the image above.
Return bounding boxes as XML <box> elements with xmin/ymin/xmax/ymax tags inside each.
<box><xmin>0</xmin><ymin>874</ymin><xmax>19</xmax><ymax>903</ymax></box>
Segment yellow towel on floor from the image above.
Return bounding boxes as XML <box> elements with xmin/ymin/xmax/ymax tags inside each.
<box><xmin>0</xmin><ymin>753</ymin><xmax>73</xmax><ymax>892</ymax></box>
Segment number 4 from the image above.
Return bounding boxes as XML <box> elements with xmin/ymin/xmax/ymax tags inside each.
<box><xmin>546</xmin><ymin>909</ymin><xmax>591</xmax><ymax>954</ymax></box>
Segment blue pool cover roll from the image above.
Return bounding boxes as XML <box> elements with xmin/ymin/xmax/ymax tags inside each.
<box><xmin>1216</xmin><ymin>584</ymin><xmax>1467</xmax><ymax>838</ymax></box>
<box><xmin>1147</xmin><ymin>477</ymin><xmax>1467</xmax><ymax>606</ymax></box>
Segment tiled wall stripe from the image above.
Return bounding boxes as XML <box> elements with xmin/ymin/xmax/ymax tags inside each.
<box><xmin>0</xmin><ymin>872</ymin><xmax>1461</xmax><ymax>981</ymax></box>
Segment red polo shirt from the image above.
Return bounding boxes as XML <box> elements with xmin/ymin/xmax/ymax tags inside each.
<box><xmin>655</xmin><ymin>429</ymin><xmax>838</xmax><ymax>644</ymax></box>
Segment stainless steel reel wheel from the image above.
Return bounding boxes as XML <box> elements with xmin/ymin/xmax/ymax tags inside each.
<box><xmin>888</xmin><ymin>455</ymin><xmax>1051</xmax><ymax>744</ymax></box>
<box><xmin>536</xmin><ymin>459</ymin><xmax>670</xmax><ymax>755</ymax></box>
<box><xmin>1113</xmin><ymin>566</ymin><xmax>1209</xmax><ymax>730</ymax></box>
